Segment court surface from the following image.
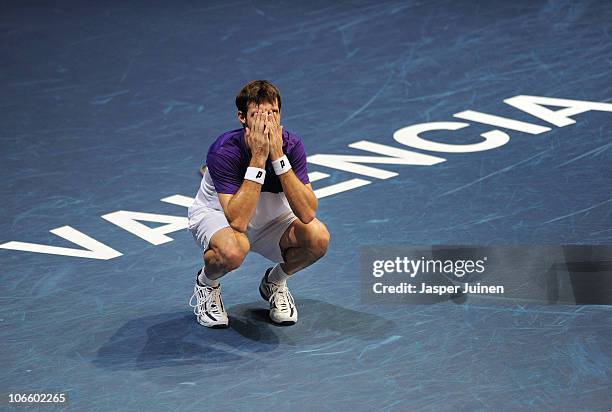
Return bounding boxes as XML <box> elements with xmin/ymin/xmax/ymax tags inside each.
<box><xmin>1</xmin><ymin>1</ymin><xmax>611</xmax><ymax>410</ymax></box>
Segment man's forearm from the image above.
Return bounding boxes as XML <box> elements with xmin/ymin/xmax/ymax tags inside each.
<box><xmin>224</xmin><ymin>158</ymin><xmax>266</xmax><ymax>232</ymax></box>
<box><xmin>279</xmin><ymin>171</ymin><xmax>318</xmax><ymax>223</ymax></box>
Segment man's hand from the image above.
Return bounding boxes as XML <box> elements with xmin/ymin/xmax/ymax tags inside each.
<box><xmin>219</xmin><ymin>111</ymin><xmax>270</xmax><ymax>233</ymax></box>
<box><xmin>266</xmin><ymin>112</ymin><xmax>284</xmax><ymax>161</ymax></box>
<box><xmin>245</xmin><ymin>110</ymin><xmax>269</xmax><ymax>167</ymax></box>
<box><xmin>265</xmin><ymin>112</ymin><xmax>318</xmax><ymax>224</ymax></box>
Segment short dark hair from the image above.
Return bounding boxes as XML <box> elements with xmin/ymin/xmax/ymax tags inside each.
<box><xmin>235</xmin><ymin>80</ymin><xmax>282</xmax><ymax>115</ymax></box>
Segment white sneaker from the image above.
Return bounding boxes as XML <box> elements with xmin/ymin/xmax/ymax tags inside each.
<box><xmin>189</xmin><ymin>271</ymin><xmax>229</xmax><ymax>328</ymax></box>
<box><xmin>259</xmin><ymin>268</ymin><xmax>298</xmax><ymax>325</ymax></box>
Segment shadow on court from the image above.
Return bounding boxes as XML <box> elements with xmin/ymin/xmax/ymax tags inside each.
<box><xmin>92</xmin><ymin>299</ymin><xmax>396</xmax><ymax>370</ymax></box>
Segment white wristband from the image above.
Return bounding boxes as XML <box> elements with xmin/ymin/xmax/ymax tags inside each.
<box><xmin>244</xmin><ymin>167</ymin><xmax>266</xmax><ymax>185</ymax></box>
<box><xmin>272</xmin><ymin>155</ymin><xmax>292</xmax><ymax>176</ymax></box>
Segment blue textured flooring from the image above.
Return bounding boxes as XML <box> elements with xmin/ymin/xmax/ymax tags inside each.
<box><xmin>1</xmin><ymin>1</ymin><xmax>611</xmax><ymax>411</ymax></box>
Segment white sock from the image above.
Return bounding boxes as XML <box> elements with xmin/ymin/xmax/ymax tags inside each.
<box><xmin>198</xmin><ymin>266</ymin><xmax>219</xmax><ymax>287</ymax></box>
<box><xmin>267</xmin><ymin>263</ymin><xmax>290</xmax><ymax>285</ymax></box>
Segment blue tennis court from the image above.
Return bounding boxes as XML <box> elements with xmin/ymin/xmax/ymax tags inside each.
<box><xmin>1</xmin><ymin>1</ymin><xmax>611</xmax><ymax>410</ymax></box>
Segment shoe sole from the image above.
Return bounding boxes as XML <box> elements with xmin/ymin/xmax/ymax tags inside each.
<box><xmin>196</xmin><ymin>318</ymin><xmax>229</xmax><ymax>329</ymax></box>
<box><xmin>272</xmin><ymin>319</ymin><xmax>297</xmax><ymax>326</ymax></box>
<box><xmin>209</xmin><ymin>324</ymin><xmax>230</xmax><ymax>329</ymax></box>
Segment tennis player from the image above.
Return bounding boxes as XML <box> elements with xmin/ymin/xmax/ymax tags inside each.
<box><xmin>188</xmin><ymin>80</ymin><xmax>330</xmax><ymax>328</ymax></box>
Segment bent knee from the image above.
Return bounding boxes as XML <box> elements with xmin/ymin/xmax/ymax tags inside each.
<box><xmin>220</xmin><ymin>247</ymin><xmax>247</xmax><ymax>271</ymax></box>
<box><xmin>210</xmin><ymin>232</ymin><xmax>249</xmax><ymax>272</ymax></box>
<box><xmin>308</xmin><ymin>221</ymin><xmax>330</xmax><ymax>258</ymax></box>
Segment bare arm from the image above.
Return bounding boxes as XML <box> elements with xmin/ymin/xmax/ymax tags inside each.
<box><xmin>218</xmin><ymin>158</ymin><xmax>265</xmax><ymax>233</ymax></box>
<box><xmin>267</xmin><ymin>113</ymin><xmax>317</xmax><ymax>224</ymax></box>
<box><xmin>278</xmin><ymin>173</ymin><xmax>317</xmax><ymax>224</ymax></box>
<box><xmin>218</xmin><ymin>111</ymin><xmax>270</xmax><ymax>233</ymax></box>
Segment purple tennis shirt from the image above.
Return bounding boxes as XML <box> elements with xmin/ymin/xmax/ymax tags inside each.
<box><xmin>206</xmin><ymin>128</ymin><xmax>310</xmax><ymax>194</ymax></box>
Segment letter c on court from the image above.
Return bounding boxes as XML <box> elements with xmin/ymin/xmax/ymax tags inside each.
<box><xmin>393</xmin><ymin>122</ymin><xmax>509</xmax><ymax>153</ymax></box>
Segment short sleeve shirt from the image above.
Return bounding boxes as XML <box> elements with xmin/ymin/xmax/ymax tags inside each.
<box><xmin>206</xmin><ymin>128</ymin><xmax>310</xmax><ymax>194</ymax></box>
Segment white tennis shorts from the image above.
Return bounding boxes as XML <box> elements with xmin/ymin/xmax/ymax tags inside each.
<box><xmin>188</xmin><ymin>207</ymin><xmax>298</xmax><ymax>263</ymax></box>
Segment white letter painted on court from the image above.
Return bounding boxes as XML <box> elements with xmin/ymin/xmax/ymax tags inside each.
<box><xmin>504</xmin><ymin>95</ymin><xmax>612</xmax><ymax>127</ymax></box>
<box><xmin>102</xmin><ymin>211</ymin><xmax>188</xmax><ymax>245</ymax></box>
<box><xmin>0</xmin><ymin>226</ymin><xmax>123</xmax><ymax>260</ymax></box>
<box><xmin>393</xmin><ymin>122</ymin><xmax>510</xmax><ymax>153</ymax></box>
<box><xmin>307</xmin><ymin>140</ymin><xmax>445</xmax><ymax>179</ymax></box>
<box><xmin>453</xmin><ymin>110</ymin><xmax>551</xmax><ymax>134</ymax></box>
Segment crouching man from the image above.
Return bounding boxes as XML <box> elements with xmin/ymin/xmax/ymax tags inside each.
<box><xmin>187</xmin><ymin>80</ymin><xmax>330</xmax><ymax>328</ymax></box>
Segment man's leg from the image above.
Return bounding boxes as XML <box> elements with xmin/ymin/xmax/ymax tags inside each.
<box><xmin>278</xmin><ymin>218</ymin><xmax>330</xmax><ymax>275</ymax></box>
<box><xmin>257</xmin><ymin>217</ymin><xmax>330</xmax><ymax>324</ymax></box>
<box><xmin>203</xmin><ymin>227</ymin><xmax>250</xmax><ymax>280</ymax></box>
<box><xmin>190</xmin><ymin>227</ymin><xmax>249</xmax><ymax>328</ymax></box>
